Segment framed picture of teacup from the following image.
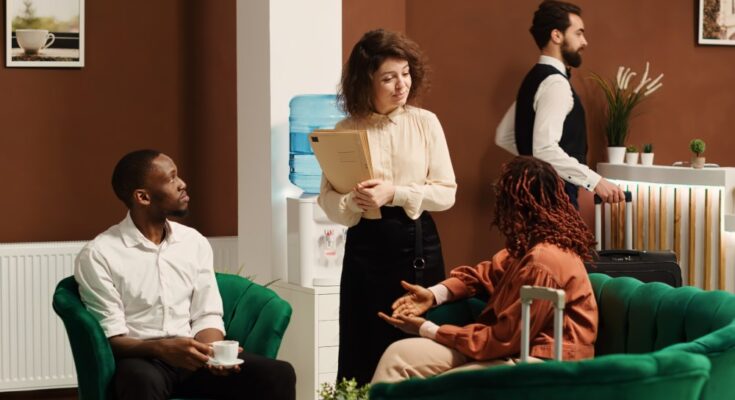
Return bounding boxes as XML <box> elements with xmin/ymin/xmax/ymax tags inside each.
<box><xmin>6</xmin><ymin>0</ymin><xmax>85</xmax><ymax>67</ymax></box>
<box><xmin>698</xmin><ymin>0</ymin><xmax>735</xmax><ymax>45</ymax></box>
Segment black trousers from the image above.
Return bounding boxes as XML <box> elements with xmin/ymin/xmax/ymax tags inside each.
<box><xmin>114</xmin><ymin>352</ymin><xmax>295</xmax><ymax>400</ymax></box>
<box><xmin>564</xmin><ymin>181</ymin><xmax>580</xmax><ymax>209</ymax></box>
<box><xmin>337</xmin><ymin>207</ymin><xmax>446</xmax><ymax>385</ymax></box>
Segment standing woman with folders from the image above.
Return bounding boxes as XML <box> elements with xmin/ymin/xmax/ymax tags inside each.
<box><xmin>318</xmin><ymin>29</ymin><xmax>457</xmax><ymax>385</ymax></box>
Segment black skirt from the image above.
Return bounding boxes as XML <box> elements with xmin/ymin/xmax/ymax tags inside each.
<box><xmin>337</xmin><ymin>207</ymin><xmax>446</xmax><ymax>385</ymax></box>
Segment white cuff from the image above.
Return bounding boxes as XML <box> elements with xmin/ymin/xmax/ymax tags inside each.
<box><xmin>583</xmin><ymin>171</ymin><xmax>602</xmax><ymax>193</ymax></box>
<box><xmin>428</xmin><ymin>284</ymin><xmax>450</xmax><ymax>306</ymax></box>
<box><xmin>419</xmin><ymin>321</ymin><xmax>440</xmax><ymax>339</ymax></box>
<box><xmin>345</xmin><ymin>192</ymin><xmax>364</xmax><ymax>213</ymax></box>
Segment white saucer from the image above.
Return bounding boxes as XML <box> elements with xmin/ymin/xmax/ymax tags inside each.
<box><xmin>207</xmin><ymin>358</ymin><xmax>244</xmax><ymax>368</ymax></box>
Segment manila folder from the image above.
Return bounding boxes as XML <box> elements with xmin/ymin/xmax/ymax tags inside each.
<box><xmin>309</xmin><ymin>129</ymin><xmax>373</xmax><ymax>194</ymax></box>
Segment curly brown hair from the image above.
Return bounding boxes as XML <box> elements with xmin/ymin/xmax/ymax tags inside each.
<box><xmin>339</xmin><ymin>29</ymin><xmax>429</xmax><ymax>119</ymax></box>
<box><xmin>493</xmin><ymin>156</ymin><xmax>596</xmax><ymax>261</ymax></box>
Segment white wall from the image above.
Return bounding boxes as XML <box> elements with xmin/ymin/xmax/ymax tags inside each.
<box><xmin>237</xmin><ymin>0</ymin><xmax>342</xmax><ymax>283</ymax></box>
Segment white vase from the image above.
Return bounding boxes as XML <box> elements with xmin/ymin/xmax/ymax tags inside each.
<box><xmin>625</xmin><ymin>152</ymin><xmax>639</xmax><ymax>165</ymax></box>
<box><xmin>640</xmin><ymin>153</ymin><xmax>654</xmax><ymax>166</ymax></box>
<box><xmin>692</xmin><ymin>156</ymin><xmax>706</xmax><ymax>169</ymax></box>
<box><xmin>607</xmin><ymin>147</ymin><xmax>626</xmax><ymax>164</ymax></box>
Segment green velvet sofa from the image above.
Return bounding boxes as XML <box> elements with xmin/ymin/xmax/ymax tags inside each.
<box><xmin>370</xmin><ymin>273</ymin><xmax>735</xmax><ymax>400</ymax></box>
<box><xmin>52</xmin><ymin>273</ymin><xmax>292</xmax><ymax>400</ymax></box>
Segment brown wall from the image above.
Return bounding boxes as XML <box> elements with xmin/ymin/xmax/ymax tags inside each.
<box><xmin>342</xmin><ymin>0</ymin><xmax>406</xmax><ymax>60</ymax></box>
<box><xmin>0</xmin><ymin>0</ymin><xmax>237</xmax><ymax>242</ymax></box>
<box><xmin>345</xmin><ymin>0</ymin><xmax>735</xmax><ymax>268</ymax></box>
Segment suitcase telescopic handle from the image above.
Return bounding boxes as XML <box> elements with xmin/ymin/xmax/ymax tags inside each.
<box><xmin>520</xmin><ymin>286</ymin><xmax>565</xmax><ymax>362</ymax></box>
<box><xmin>594</xmin><ymin>191</ymin><xmax>633</xmax><ymax>251</ymax></box>
<box><xmin>594</xmin><ymin>191</ymin><xmax>633</xmax><ymax>205</ymax></box>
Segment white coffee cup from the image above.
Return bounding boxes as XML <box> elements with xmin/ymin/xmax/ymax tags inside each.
<box><xmin>211</xmin><ymin>340</ymin><xmax>239</xmax><ymax>364</ymax></box>
<box><xmin>16</xmin><ymin>29</ymin><xmax>55</xmax><ymax>55</ymax></box>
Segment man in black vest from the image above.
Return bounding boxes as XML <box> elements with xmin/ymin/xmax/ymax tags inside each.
<box><xmin>495</xmin><ymin>0</ymin><xmax>624</xmax><ymax>208</ymax></box>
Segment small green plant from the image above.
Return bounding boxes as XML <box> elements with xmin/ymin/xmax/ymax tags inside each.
<box><xmin>643</xmin><ymin>143</ymin><xmax>653</xmax><ymax>153</ymax></box>
<box><xmin>690</xmin><ymin>139</ymin><xmax>706</xmax><ymax>157</ymax></box>
<box><xmin>626</xmin><ymin>145</ymin><xmax>638</xmax><ymax>153</ymax></box>
<box><xmin>318</xmin><ymin>378</ymin><xmax>370</xmax><ymax>400</ymax></box>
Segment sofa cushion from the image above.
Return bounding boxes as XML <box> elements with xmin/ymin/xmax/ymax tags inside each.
<box><xmin>369</xmin><ymin>350</ymin><xmax>711</xmax><ymax>400</ymax></box>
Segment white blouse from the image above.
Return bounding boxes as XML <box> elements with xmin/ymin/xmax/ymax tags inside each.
<box><xmin>318</xmin><ymin>105</ymin><xmax>457</xmax><ymax>227</ymax></box>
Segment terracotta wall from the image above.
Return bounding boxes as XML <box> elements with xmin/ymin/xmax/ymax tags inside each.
<box><xmin>0</xmin><ymin>0</ymin><xmax>237</xmax><ymax>242</ymax></box>
<box><xmin>344</xmin><ymin>0</ymin><xmax>735</xmax><ymax>268</ymax></box>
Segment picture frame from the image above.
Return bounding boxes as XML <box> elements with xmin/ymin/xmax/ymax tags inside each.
<box><xmin>699</xmin><ymin>0</ymin><xmax>735</xmax><ymax>45</ymax></box>
<box><xmin>6</xmin><ymin>0</ymin><xmax>85</xmax><ymax>67</ymax></box>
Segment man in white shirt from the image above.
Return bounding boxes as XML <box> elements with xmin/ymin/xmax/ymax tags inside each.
<box><xmin>75</xmin><ymin>149</ymin><xmax>295</xmax><ymax>400</ymax></box>
<box><xmin>495</xmin><ymin>0</ymin><xmax>624</xmax><ymax>208</ymax></box>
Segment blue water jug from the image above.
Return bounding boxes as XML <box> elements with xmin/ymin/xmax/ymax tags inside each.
<box><xmin>289</xmin><ymin>94</ymin><xmax>345</xmax><ymax>194</ymax></box>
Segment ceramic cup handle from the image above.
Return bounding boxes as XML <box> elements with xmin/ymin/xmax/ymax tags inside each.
<box><xmin>43</xmin><ymin>33</ymin><xmax>55</xmax><ymax>50</ymax></box>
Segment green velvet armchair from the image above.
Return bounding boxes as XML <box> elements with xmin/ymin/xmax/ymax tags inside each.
<box><xmin>52</xmin><ymin>273</ymin><xmax>292</xmax><ymax>400</ymax></box>
<box><xmin>370</xmin><ymin>273</ymin><xmax>735</xmax><ymax>400</ymax></box>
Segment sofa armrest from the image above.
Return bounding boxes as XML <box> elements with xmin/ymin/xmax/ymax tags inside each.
<box><xmin>52</xmin><ymin>277</ymin><xmax>115</xmax><ymax>400</ymax></box>
<box><xmin>219</xmin><ymin>275</ymin><xmax>292</xmax><ymax>359</ymax></box>
<box><xmin>425</xmin><ymin>298</ymin><xmax>485</xmax><ymax>327</ymax></box>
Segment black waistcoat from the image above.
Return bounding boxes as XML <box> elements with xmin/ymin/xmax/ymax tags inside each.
<box><xmin>514</xmin><ymin>63</ymin><xmax>587</xmax><ymax>165</ymax></box>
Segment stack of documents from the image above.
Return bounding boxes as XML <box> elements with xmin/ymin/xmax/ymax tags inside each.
<box><xmin>308</xmin><ymin>129</ymin><xmax>373</xmax><ymax>194</ymax></box>
<box><xmin>309</xmin><ymin>129</ymin><xmax>380</xmax><ymax>218</ymax></box>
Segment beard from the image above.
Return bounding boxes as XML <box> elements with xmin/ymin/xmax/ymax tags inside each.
<box><xmin>561</xmin><ymin>41</ymin><xmax>583</xmax><ymax>68</ymax></box>
<box><xmin>169</xmin><ymin>208</ymin><xmax>189</xmax><ymax>218</ymax></box>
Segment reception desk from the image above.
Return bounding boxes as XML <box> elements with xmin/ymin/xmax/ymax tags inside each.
<box><xmin>597</xmin><ymin>163</ymin><xmax>735</xmax><ymax>292</ymax></box>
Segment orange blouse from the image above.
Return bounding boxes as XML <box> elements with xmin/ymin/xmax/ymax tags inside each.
<box><xmin>434</xmin><ymin>243</ymin><xmax>597</xmax><ymax>361</ymax></box>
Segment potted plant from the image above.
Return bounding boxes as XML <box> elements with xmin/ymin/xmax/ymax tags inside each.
<box><xmin>641</xmin><ymin>143</ymin><xmax>654</xmax><ymax>166</ymax></box>
<box><xmin>319</xmin><ymin>378</ymin><xmax>370</xmax><ymax>400</ymax></box>
<box><xmin>590</xmin><ymin>62</ymin><xmax>664</xmax><ymax>164</ymax></box>
<box><xmin>690</xmin><ymin>139</ymin><xmax>706</xmax><ymax>169</ymax></box>
<box><xmin>625</xmin><ymin>145</ymin><xmax>639</xmax><ymax>165</ymax></box>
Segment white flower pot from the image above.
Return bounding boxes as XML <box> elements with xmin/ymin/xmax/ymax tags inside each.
<box><xmin>692</xmin><ymin>156</ymin><xmax>706</xmax><ymax>169</ymax></box>
<box><xmin>607</xmin><ymin>147</ymin><xmax>626</xmax><ymax>164</ymax></box>
<box><xmin>625</xmin><ymin>152</ymin><xmax>639</xmax><ymax>165</ymax></box>
<box><xmin>640</xmin><ymin>153</ymin><xmax>654</xmax><ymax>166</ymax></box>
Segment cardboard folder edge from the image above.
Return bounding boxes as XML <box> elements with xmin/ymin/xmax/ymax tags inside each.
<box><xmin>308</xmin><ymin>129</ymin><xmax>373</xmax><ymax>194</ymax></box>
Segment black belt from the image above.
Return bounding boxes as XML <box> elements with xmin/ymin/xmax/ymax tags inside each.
<box><xmin>413</xmin><ymin>218</ymin><xmax>426</xmax><ymax>286</ymax></box>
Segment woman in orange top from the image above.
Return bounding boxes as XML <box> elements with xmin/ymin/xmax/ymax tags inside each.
<box><xmin>373</xmin><ymin>156</ymin><xmax>598</xmax><ymax>383</ymax></box>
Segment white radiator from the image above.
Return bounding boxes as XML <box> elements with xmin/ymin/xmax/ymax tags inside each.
<box><xmin>0</xmin><ymin>237</ymin><xmax>238</xmax><ymax>392</ymax></box>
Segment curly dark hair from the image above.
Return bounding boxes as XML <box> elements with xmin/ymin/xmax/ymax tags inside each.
<box><xmin>493</xmin><ymin>156</ymin><xmax>596</xmax><ymax>261</ymax></box>
<box><xmin>338</xmin><ymin>29</ymin><xmax>429</xmax><ymax>119</ymax></box>
<box><xmin>530</xmin><ymin>0</ymin><xmax>582</xmax><ymax>49</ymax></box>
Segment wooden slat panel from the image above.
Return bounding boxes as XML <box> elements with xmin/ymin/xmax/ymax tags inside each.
<box><xmin>610</xmin><ymin>203</ymin><xmax>618</xmax><ymax>249</ymax></box>
<box><xmin>660</xmin><ymin>186</ymin><xmax>668</xmax><ymax>250</ymax></box>
<box><xmin>674</xmin><ymin>188</ymin><xmax>681</xmax><ymax>262</ymax></box>
<box><xmin>688</xmin><ymin>188</ymin><xmax>696</xmax><ymax>287</ymax></box>
<box><xmin>648</xmin><ymin>185</ymin><xmax>656</xmax><ymax>249</ymax></box>
<box><xmin>636</xmin><ymin>187</ymin><xmax>644</xmax><ymax>250</ymax></box>
<box><xmin>619</xmin><ymin>199</ymin><xmax>625</xmax><ymax>249</ymax></box>
<box><xmin>720</xmin><ymin>190</ymin><xmax>726</xmax><ymax>291</ymax></box>
<box><xmin>704</xmin><ymin>189</ymin><xmax>712</xmax><ymax>290</ymax></box>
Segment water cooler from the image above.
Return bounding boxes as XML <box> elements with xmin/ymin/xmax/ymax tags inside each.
<box><xmin>286</xmin><ymin>195</ymin><xmax>346</xmax><ymax>287</ymax></box>
<box><xmin>274</xmin><ymin>95</ymin><xmax>346</xmax><ymax>399</ymax></box>
<box><xmin>286</xmin><ymin>94</ymin><xmax>347</xmax><ymax>287</ymax></box>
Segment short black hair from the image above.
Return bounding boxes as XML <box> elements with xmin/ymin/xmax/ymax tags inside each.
<box><xmin>530</xmin><ymin>1</ymin><xmax>582</xmax><ymax>49</ymax></box>
<box><xmin>111</xmin><ymin>149</ymin><xmax>161</xmax><ymax>208</ymax></box>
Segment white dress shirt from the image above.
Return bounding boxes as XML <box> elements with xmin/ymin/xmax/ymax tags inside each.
<box><xmin>495</xmin><ymin>55</ymin><xmax>601</xmax><ymax>191</ymax></box>
<box><xmin>319</xmin><ymin>105</ymin><xmax>457</xmax><ymax>227</ymax></box>
<box><xmin>75</xmin><ymin>213</ymin><xmax>225</xmax><ymax>340</ymax></box>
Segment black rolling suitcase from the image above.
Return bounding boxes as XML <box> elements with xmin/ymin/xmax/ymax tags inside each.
<box><xmin>585</xmin><ymin>192</ymin><xmax>683</xmax><ymax>287</ymax></box>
